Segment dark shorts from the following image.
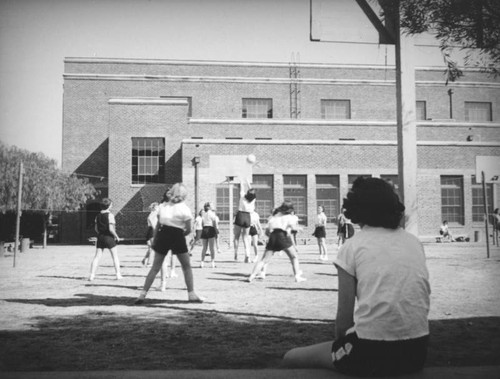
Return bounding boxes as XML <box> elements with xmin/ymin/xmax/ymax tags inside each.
<box><xmin>249</xmin><ymin>225</ymin><xmax>258</xmax><ymax>236</ymax></box>
<box><xmin>342</xmin><ymin>224</ymin><xmax>354</xmax><ymax>239</ymax></box>
<box><xmin>96</xmin><ymin>234</ymin><xmax>116</xmax><ymax>249</ymax></box>
<box><xmin>265</xmin><ymin>229</ymin><xmax>293</xmax><ymax>252</ymax></box>
<box><xmin>145</xmin><ymin>226</ymin><xmax>154</xmax><ymax>240</ymax></box>
<box><xmin>234</xmin><ymin>211</ymin><xmax>251</xmax><ymax>228</ymax></box>
<box><xmin>313</xmin><ymin>226</ymin><xmax>326</xmax><ymax>238</ymax></box>
<box><xmin>201</xmin><ymin>226</ymin><xmax>216</xmax><ymax>239</ymax></box>
<box><xmin>152</xmin><ymin>225</ymin><xmax>188</xmax><ymax>255</ymax></box>
<box><xmin>332</xmin><ymin>332</ymin><xmax>428</xmax><ymax>377</ymax></box>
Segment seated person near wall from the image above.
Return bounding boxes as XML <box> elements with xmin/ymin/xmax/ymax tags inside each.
<box><xmin>439</xmin><ymin>220</ymin><xmax>455</xmax><ymax>242</ymax></box>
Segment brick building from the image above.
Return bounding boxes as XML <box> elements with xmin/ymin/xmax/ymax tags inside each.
<box><xmin>61</xmin><ymin>57</ymin><xmax>500</xmax><ymax>244</ymax></box>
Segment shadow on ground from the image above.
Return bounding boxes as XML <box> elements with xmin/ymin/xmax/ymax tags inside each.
<box><xmin>0</xmin><ymin>306</ymin><xmax>498</xmax><ymax>371</ymax></box>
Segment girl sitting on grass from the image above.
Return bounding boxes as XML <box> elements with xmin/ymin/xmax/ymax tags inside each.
<box><xmin>283</xmin><ymin>177</ymin><xmax>430</xmax><ymax>377</ymax></box>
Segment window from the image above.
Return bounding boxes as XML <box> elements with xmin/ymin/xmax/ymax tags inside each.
<box><xmin>284</xmin><ymin>175</ymin><xmax>307</xmax><ymax>225</ymax></box>
<box><xmin>440</xmin><ymin>176</ymin><xmax>464</xmax><ymax>225</ymax></box>
<box><xmin>131</xmin><ymin>138</ymin><xmax>165</xmax><ymax>184</ymax></box>
<box><xmin>471</xmin><ymin>176</ymin><xmax>494</xmax><ymax>223</ymax></box>
<box><xmin>216</xmin><ymin>184</ymin><xmax>240</xmax><ymax>222</ymax></box>
<box><xmin>416</xmin><ymin>101</ymin><xmax>427</xmax><ymax>120</ymax></box>
<box><xmin>316</xmin><ymin>175</ymin><xmax>340</xmax><ymax>223</ymax></box>
<box><xmin>380</xmin><ymin>175</ymin><xmax>401</xmax><ymax>199</ymax></box>
<box><xmin>321</xmin><ymin>99</ymin><xmax>351</xmax><ymax>120</ymax></box>
<box><xmin>253</xmin><ymin>175</ymin><xmax>274</xmax><ymax>222</ymax></box>
<box><xmin>242</xmin><ymin>98</ymin><xmax>273</xmax><ymax>118</ymax></box>
<box><xmin>465</xmin><ymin>102</ymin><xmax>492</xmax><ymax>122</ymax></box>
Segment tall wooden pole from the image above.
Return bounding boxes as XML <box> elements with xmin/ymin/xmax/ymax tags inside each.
<box><xmin>482</xmin><ymin>171</ymin><xmax>490</xmax><ymax>258</ymax></box>
<box><xmin>395</xmin><ymin>7</ymin><xmax>419</xmax><ymax>236</ymax></box>
<box><xmin>14</xmin><ymin>161</ymin><xmax>24</xmax><ymax>267</ymax></box>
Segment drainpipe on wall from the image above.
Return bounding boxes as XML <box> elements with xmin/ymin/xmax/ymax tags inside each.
<box><xmin>447</xmin><ymin>89</ymin><xmax>454</xmax><ymax>119</ymax></box>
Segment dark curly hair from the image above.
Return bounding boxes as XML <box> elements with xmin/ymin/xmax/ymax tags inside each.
<box><xmin>343</xmin><ymin>177</ymin><xmax>404</xmax><ymax>229</ymax></box>
<box><xmin>244</xmin><ymin>188</ymin><xmax>257</xmax><ymax>202</ymax></box>
<box><xmin>273</xmin><ymin>200</ymin><xmax>294</xmax><ymax>216</ymax></box>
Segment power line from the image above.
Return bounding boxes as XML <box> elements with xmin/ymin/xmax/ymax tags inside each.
<box><xmin>20</xmin><ymin>165</ymin><xmax>107</xmax><ymax>180</ymax></box>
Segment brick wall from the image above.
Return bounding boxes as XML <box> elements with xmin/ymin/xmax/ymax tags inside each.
<box><xmin>62</xmin><ymin>58</ymin><xmax>500</xmax><ymax>242</ymax></box>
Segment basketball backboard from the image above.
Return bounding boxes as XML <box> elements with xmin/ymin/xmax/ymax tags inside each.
<box><xmin>476</xmin><ymin>156</ymin><xmax>500</xmax><ymax>184</ymax></box>
<box><xmin>208</xmin><ymin>155</ymin><xmax>253</xmax><ymax>184</ymax></box>
<box><xmin>310</xmin><ymin>0</ymin><xmax>440</xmax><ymax>46</ymax></box>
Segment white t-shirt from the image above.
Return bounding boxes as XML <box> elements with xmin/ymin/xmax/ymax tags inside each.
<box><xmin>290</xmin><ymin>214</ymin><xmax>299</xmax><ymax>231</ymax></box>
<box><xmin>193</xmin><ymin>215</ymin><xmax>203</xmax><ymax>231</ymax></box>
<box><xmin>334</xmin><ymin>226</ymin><xmax>430</xmax><ymax>341</ymax></box>
<box><xmin>267</xmin><ymin>213</ymin><xmax>295</xmax><ymax>233</ymax></box>
<box><xmin>202</xmin><ymin>209</ymin><xmax>217</xmax><ymax>227</ymax></box>
<box><xmin>239</xmin><ymin>197</ymin><xmax>255</xmax><ymax>212</ymax></box>
<box><xmin>316</xmin><ymin>212</ymin><xmax>327</xmax><ymax>226</ymax></box>
<box><xmin>147</xmin><ymin>210</ymin><xmax>158</xmax><ymax>229</ymax></box>
<box><xmin>250</xmin><ymin>211</ymin><xmax>260</xmax><ymax>226</ymax></box>
<box><xmin>157</xmin><ymin>202</ymin><xmax>192</xmax><ymax>230</ymax></box>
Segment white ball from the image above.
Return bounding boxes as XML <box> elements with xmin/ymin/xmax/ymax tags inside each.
<box><xmin>246</xmin><ymin>154</ymin><xmax>256</xmax><ymax>164</ymax></box>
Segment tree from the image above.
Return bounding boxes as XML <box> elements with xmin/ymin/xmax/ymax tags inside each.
<box><xmin>0</xmin><ymin>143</ymin><xmax>98</xmax><ymax>247</ymax></box>
<box><xmin>379</xmin><ymin>0</ymin><xmax>500</xmax><ymax>83</ymax></box>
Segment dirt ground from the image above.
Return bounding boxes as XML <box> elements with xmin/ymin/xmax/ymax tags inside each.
<box><xmin>0</xmin><ymin>240</ymin><xmax>499</xmax><ymax>372</ymax></box>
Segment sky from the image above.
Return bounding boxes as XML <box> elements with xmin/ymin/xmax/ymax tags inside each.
<box><xmin>0</xmin><ymin>0</ymin><xmax>446</xmax><ymax>165</ymax></box>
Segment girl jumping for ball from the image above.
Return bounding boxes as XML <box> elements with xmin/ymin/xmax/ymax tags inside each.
<box><xmin>233</xmin><ymin>177</ymin><xmax>256</xmax><ymax>263</ymax></box>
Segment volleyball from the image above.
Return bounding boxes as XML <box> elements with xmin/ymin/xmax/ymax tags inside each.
<box><xmin>246</xmin><ymin>154</ymin><xmax>256</xmax><ymax>164</ymax></box>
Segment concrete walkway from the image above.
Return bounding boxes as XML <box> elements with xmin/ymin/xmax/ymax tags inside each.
<box><xmin>2</xmin><ymin>366</ymin><xmax>500</xmax><ymax>379</ymax></box>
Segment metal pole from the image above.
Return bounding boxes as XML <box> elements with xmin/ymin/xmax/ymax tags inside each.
<box><xmin>14</xmin><ymin>161</ymin><xmax>24</xmax><ymax>267</ymax></box>
<box><xmin>228</xmin><ymin>179</ymin><xmax>234</xmax><ymax>252</ymax></box>
<box><xmin>448</xmin><ymin>89</ymin><xmax>453</xmax><ymax>119</ymax></box>
<box><xmin>482</xmin><ymin>171</ymin><xmax>490</xmax><ymax>258</ymax></box>
<box><xmin>192</xmin><ymin>157</ymin><xmax>200</xmax><ymax>216</ymax></box>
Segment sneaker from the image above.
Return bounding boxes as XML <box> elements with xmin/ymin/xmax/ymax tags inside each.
<box><xmin>141</xmin><ymin>259</ymin><xmax>147</xmax><ymax>266</ymax></box>
<box><xmin>88</xmin><ymin>275</ymin><xmax>95</xmax><ymax>282</ymax></box>
<box><xmin>200</xmin><ymin>261</ymin><xmax>204</xmax><ymax>268</ymax></box>
<box><xmin>255</xmin><ymin>272</ymin><xmax>266</xmax><ymax>280</ymax></box>
<box><xmin>116</xmin><ymin>274</ymin><xmax>123</xmax><ymax>280</ymax></box>
<box><xmin>211</xmin><ymin>261</ymin><xmax>216</xmax><ymax>268</ymax></box>
<box><xmin>170</xmin><ymin>271</ymin><xmax>178</xmax><ymax>278</ymax></box>
<box><xmin>244</xmin><ymin>256</ymin><xmax>250</xmax><ymax>263</ymax></box>
<box><xmin>295</xmin><ymin>275</ymin><xmax>307</xmax><ymax>283</ymax></box>
<box><xmin>247</xmin><ymin>275</ymin><xmax>255</xmax><ymax>283</ymax></box>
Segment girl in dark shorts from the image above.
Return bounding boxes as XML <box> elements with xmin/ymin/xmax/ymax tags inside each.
<box><xmin>337</xmin><ymin>208</ymin><xmax>355</xmax><ymax>247</ymax></box>
<box><xmin>135</xmin><ymin>183</ymin><xmax>204</xmax><ymax>304</ymax></box>
<box><xmin>188</xmin><ymin>210</ymin><xmax>203</xmax><ymax>255</ymax></box>
<box><xmin>200</xmin><ymin>202</ymin><xmax>218</xmax><ymax>268</ymax></box>
<box><xmin>249</xmin><ymin>211</ymin><xmax>263</xmax><ymax>263</ymax></box>
<box><xmin>248</xmin><ymin>201</ymin><xmax>306</xmax><ymax>283</ymax></box>
<box><xmin>89</xmin><ymin>198</ymin><xmax>122</xmax><ymax>281</ymax></box>
<box><xmin>284</xmin><ymin>177</ymin><xmax>430</xmax><ymax>376</ymax></box>
<box><xmin>142</xmin><ymin>202</ymin><xmax>159</xmax><ymax>266</ymax></box>
<box><xmin>313</xmin><ymin>205</ymin><xmax>328</xmax><ymax>261</ymax></box>
<box><xmin>233</xmin><ymin>178</ymin><xmax>256</xmax><ymax>262</ymax></box>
